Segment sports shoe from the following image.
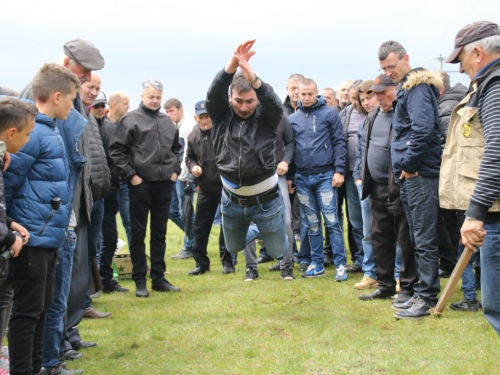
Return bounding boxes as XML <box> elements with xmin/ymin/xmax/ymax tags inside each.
<box><xmin>222</xmin><ymin>265</ymin><xmax>235</xmax><ymax>274</ymax></box>
<box><xmin>450</xmin><ymin>299</ymin><xmax>479</xmax><ymax>312</ymax></box>
<box><xmin>152</xmin><ymin>279</ymin><xmax>181</xmax><ymax>292</ymax></box>
<box><xmin>244</xmin><ymin>268</ymin><xmax>259</xmax><ymax>281</ymax></box>
<box><xmin>268</xmin><ymin>262</ymin><xmax>281</xmax><ymax>272</ymax></box>
<box><xmin>257</xmin><ymin>255</ymin><xmax>272</xmax><ymax>264</ymax></box>
<box><xmin>281</xmin><ymin>266</ymin><xmax>295</xmax><ymax>280</ymax></box>
<box><xmin>324</xmin><ymin>254</ymin><xmax>334</xmax><ymax>266</ymax></box>
<box><xmin>394</xmin><ymin>298</ymin><xmax>434</xmax><ymax>320</ymax></box>
<box><xmin>135</xmin><ymin>281</ymin><xmax>149</xmax><ymax>298</ymax></box>
<box><xmin>345</xmin><ymin>264</ymin><xmax>362</xmax><ymax>273</ymax></box>
<box><xmin>393</xmin><ymin>293</ymin><xmax>413</xmax><ymax>304</ymax></box>
<box><xmin>83</xmin><ymin>307</ymin><xmax>111</xmax><ymax>319</ymax></box>
<box><xmin>102</xmin><ymin>279</ymin><xmax>129</xmax><ymax>293</ymax></box>
<box><xmin>40</xmin><ymin>365</ymin><xmax>83</xmax><ymax>374</ymax></box>
<box><xmin>392</xmin><ymin>296</ymin><xmax>416</xmax><ymax>311</ymax></box>
<box><xmin>302</xmin><ymin>265</ymin><xmax>325</xmax><ymax>278</ymax></box>
<box><xmin>335</xmin><ymin>265</ymin><xmax>347</xmax><ymax>282</ymax></box>
<box><xmin>299</xmin><ymin>263</ymin><xmax>309</xmax><ymax>273</ymax></box>
<box><xmin>354</xmin><ymin>276</ymin><xmax>377</xmax><ymax>290</ymax></box>
<box><xmin>171</xmin><ymin>248</ymin><xmax>193</xmax><ymax>259</ymax></box>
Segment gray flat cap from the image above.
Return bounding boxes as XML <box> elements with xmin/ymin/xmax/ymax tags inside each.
<box><xmin>64</xmin><ymin>38</ymin><xmax>105</xmax><ymax>71</ymax></box>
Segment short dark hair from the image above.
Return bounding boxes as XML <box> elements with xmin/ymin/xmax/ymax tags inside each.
<box><xmin>378</xmin><ymin>41</ymin><xmax>407</xmax><ymax>61</ymax></box>
<box><xmin>230</xmin><ymin>73</ymin><xmax>253</xmax><ymax>94</ymax></box>
<box><xmin>439</xmin><ymin>71</ymin><xmax>451</xmax><ymax>92</ymax></box>
<box><xmin>300</xmin><ymin>78</ymin><xmax>317</xmax><ymax>89</ymax></box>
<box><xmin>0</xmin><ymin>97</ymin><xmax>38</xmax><ymax>133</ymax></box>
<box><xmin>32</xmin><ymin>63</ymin><xmax>81</xmax><ymax>102</ymax></box>
<box><xmin>163</xmin><ymin>98</ymin><xmax>182</xmax><ymax>110</ymax></box>
<box><xmin>288</xmin><ymin>74</ymin><xmax>305</xmax><ymax>82</ymax></box>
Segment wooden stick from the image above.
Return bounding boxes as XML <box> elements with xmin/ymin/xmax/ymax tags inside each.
<box><xmin>431</xmin><ymin>247</ymin><xmax>475</xmax><ymax>316</ymax></box>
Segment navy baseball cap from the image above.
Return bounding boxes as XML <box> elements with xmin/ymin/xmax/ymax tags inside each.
<box><xmin>195</xmin><ymin>100</ymin><xmax>207</xmax><ymax>115</ymax></box>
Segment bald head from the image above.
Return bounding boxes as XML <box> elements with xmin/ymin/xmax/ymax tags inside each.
<box><xmin>337</xmin><ymin>80</ymin><xmax>352</xmax><ymax>108</ymax></box>
<box><xmin>108</xmin><ymin>92</ymin><xmax>130</xmax><ymax>123</ymax></box>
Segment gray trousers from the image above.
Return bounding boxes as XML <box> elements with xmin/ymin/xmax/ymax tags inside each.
<box><xmin>243</xmin><ymin>176</ymin><xmax>294</xmax><ymax>268</ymax></box>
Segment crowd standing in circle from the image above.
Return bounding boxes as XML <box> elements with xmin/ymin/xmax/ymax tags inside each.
<box><xmin>0</xmin><ymin>19</ymin><xmax>500</xmax><ymax>375</ymax></box>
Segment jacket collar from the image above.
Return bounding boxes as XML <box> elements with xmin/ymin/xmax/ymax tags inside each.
<box><xmin>298</xmin><ymin>95</ymin><xmax>327</xmax><ymax>112</ymax></box>
<box><xmin>139</xmin><ymin>102</ymin><xmax>161</xmax><ymax>116</ymax></box>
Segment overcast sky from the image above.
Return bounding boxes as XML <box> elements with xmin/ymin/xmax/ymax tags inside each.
<box><xmin>1</xmin><ymin>0</ymin><xmax>498</xmax><ymax>116</ymax></box>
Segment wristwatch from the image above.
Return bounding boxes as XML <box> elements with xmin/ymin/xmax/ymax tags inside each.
<box><xmin>250</xmin><ymin>73</ymin><xmax>260</xmax><ymax>85</ymax></box>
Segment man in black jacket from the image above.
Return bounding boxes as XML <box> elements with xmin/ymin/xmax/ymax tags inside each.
<box><xmin>185</xmin><ymin>101</ymin><xmax>234</xmax><ymax>276</ymax></box>
<box><xmin>110</xmin><ymin>79</ymin><xmax>182</xmax><ymax>298</ymax></box>
<box><xmin>206</xmin><ymin>40</ymin><xmax>288</xmax><ymax>274</ymax></box>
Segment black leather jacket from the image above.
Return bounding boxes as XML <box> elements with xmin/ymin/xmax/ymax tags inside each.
<box><xmin>206</xmin><ymin>69</ymin><xmax>283</xmax><ymax>186</ymax></box>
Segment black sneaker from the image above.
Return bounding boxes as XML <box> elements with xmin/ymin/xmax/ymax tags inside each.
<box><xmin>450</xmin><ymin>299</ymin><xmax>479</xmax><ymax>312</ymax></box>
<box><xmin>41</xmin><ymin>366</ymin><xmax>83</xmax><ymax>375</ymax></box>
<box><xmin>135</xmin><ymin>281</ymin><xmax>149</xmax><ymax>298</ymax></box>
<box><xmin>152</xmin><ymin>279</ymin><xmax>181</xmax><ymax>292</ymax></box>
<box><xmin>299</xmin><ymin>263</ymin><xmax>309</xmax><ymax>273</ymax></box>
<box><xmin>257</xmin><ymin>255</ymin><xmax>272</xmax><ymax>264</ymax></box>
<box><xmin>324</xmin><ymin>255</ymin><xmax>334</xmax><ymax>266</ymax></box>
<box><xmin>393</xmin><ymin>293</ymin><xmax>413</xmax><ymax>304</ymax></box>
<box><xmin>346</xmin><ymin>264</ymin><xmax>362</xmax><ymax>273</ymax></box>
<box><xmin>281</xmin><ymin>266</ymin><xmax>295</xmax><ymax>280</ymax></box>
<box><xmin>102</xmin><ymin>279</ymin><xmax>129</xmax><ymax>293</ymax></box>
<box><xmin>171</xmin><ymin>248</ymin><xmax>193</xmax><ymax>259</ymax></box>
<box><xmin>222</xmin><ymin>265</ymin><xmax>235</xmax><ymax>274</ymax></box>
<box><xmin>268</xmin><ymin>262</ymin><xmax>281</xmax><ymax>272</ymax></box>
<box><xmin>244</xmin><ymin>268</ymin><xmax>259</xmax><ymax>281</ymax></box>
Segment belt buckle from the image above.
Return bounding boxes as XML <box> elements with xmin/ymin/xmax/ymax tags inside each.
<box><xmin>238</xmin><ymin>198</ymin><xmax>250</xmax><ymax>207</ymax></box>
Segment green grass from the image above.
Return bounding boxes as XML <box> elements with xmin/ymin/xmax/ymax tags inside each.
<box><xmin>72</xmin><ymin>219</ymin><xmax>498</xmax><ymax>375</ymax></box>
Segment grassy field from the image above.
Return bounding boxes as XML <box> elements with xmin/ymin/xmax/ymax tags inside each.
<box><xmin>71</xmin><ymin>219</ymin><xmax>498</xmax><ymax>375</ymax></box>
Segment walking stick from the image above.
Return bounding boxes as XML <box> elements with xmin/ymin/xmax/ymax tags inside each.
<box><xmin>431</xmin><ymin>247</ymin><xmax>475</xmax><ymax>316</ymax></box>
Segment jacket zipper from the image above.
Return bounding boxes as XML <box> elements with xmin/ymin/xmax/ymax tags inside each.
<box><xmin>238</xmin><ymin>121</ymin><xmax>243</xmax><ymax>185</ymax></box>
<box><xmin>154</xmin><ymin>114</ymin><xmax>162</xmax><ymax>180</ymax></box>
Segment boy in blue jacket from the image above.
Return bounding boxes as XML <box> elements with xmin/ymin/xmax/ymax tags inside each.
<box><xmin>4</xmin><ymin>63</ymin><xmax>80</xmax><ymax>375</ymax></box>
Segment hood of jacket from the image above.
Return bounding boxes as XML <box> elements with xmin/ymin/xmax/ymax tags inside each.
<box><xmin>297</xmin><ymin>95</ymin><xmax>327</xmax><ymax>112</ymax></box>
<box><xmin>438</xmin><ymin>83</ymin><xmax>468</xmax><ymax>106</ymax></box>
<box><xmin>402</xmin><ymin>68</ymin><xmax>443</xmax><ymax>92</ymax></box>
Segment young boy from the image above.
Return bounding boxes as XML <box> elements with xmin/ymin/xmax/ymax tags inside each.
<box><xmin>4</xmin><ymin>63</ymin><xmax>80</xmax><ymax>375</ymax></box>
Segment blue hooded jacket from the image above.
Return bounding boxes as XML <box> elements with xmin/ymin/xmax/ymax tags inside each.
<box><xmin>5</xmin><ymin>113</ymin><xmax>69</xmax><ymax>248</ymax></box>
<box><xmin>289</xmin><ymin>95</ymin><xmax>346</xmax><ymax>175</ymax></box>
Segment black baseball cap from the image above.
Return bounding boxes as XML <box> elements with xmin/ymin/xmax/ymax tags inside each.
<box><xmin>64</xmin><ymin>38</ymin><xmax>105</xmax><ymax>71</ymax></box>
<box><xmin>369</xmin><ymin>74</ymin><xmax>398</xmax><ymax>92</ymax></box>
<box><xmin>446</xmin><ymin>21</ymin><xmax>500</xmax><ymax>64</ymax></box>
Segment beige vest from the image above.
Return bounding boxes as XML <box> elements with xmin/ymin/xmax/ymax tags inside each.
<box><xmin>439</xmin><ymin>82</ymin><xmax>500</xmax><ymax>211</ymax></box>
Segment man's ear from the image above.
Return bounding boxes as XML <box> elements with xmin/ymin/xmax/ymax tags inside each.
<box><xmin>63</xmin><ymin>57</ymin><xmax>71</xmax><ymax>68</ymax></box>
<box><xmin>6</xmin><ymin>127</ymin><xmax>16</xmax><ymax>140</ymax></box>
<box><xmin>52</xmin><ymin>91</ymin><xmax>62</xmax><ymax>105</ymax></box>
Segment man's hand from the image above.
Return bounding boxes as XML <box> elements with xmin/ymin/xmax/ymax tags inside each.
<box><xmin>277</xmin><ymin>161</ymin><xmax>288</xmax><ymax>176</ymax></box>
<box><xmin>130</xmin><ymin>175</ymin><xmax>143</xmax><ymax>186</ymax></box>
<box><xmin>225</xmin><ymin>40</ymin><xmax>256</xmax><ymax>74</ymax></box>
<box><xmin>461</xmin><ymin>219</ymin><xmax>486</xmax><ymax>251</ymax></box>
<box><xmin>332</xmin><ymin>173</ymin><xmax>344</xmax><ymax>188</ymax></box>
<box><xmin>287</xmin><ymin>180</ymin><xmax>296</xmax><ymax>194</ymax></box>
<box><xmin>191</xmin><ymin>166</ymin><xmax>203</xmax><ymax>178</ymax></box>
<box><xmin>11</xmin><ymin>236</ymin><xmax>23</xmax><ymax>257</ymax></box>
<box><xmin>10</xmin><ymin>222</ymin><xmax>30</xmax><ymax>245</ymax></box>
<box><xmin>400</xmin><ymin>170</ymin><xmax>418</xmax><ymax>180</ymax></box>
<box><xmin>170</xmin><ymin>172</ymin><xmax>178</xmax><ymax>182</ymax></box>
<box><xmin>3</xmin><ymin>152</ymin><xmax>10</xmax><ymax>171</ymax></box>
<box><xmin>234</xmin><ymin>40</ymin><xmax>261</xmax><ymax>89</ymax></box>
<box><xmin>355</xmin><ymin>179</ymin><xmax>362</xmax><ymax>186</ymax></box>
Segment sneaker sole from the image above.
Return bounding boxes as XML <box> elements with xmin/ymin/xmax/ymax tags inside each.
<box><xmin>301</xmin><ymin>273</ymin><xmax>326</xmax><ymax>278</ymax></box>
<box><xmin>394</xmin><ymin>312</ymin><xmax>430</xmax><ymax>320</ymax></box>
<box><xmin>335</xmin><ymin>278</ymin><xmax>348</xmax><ymax>282</ymax></box>
<box><xmin>244</xmin><ymin>279</ymin><xmax>257</xmax><ymax>282</ymax></box>
<box><xmin>282</xmin><ymin>276</ymin><xmax>295</xmax><ymax>280</ymax></box>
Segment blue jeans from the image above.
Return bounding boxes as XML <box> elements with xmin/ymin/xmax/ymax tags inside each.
<box><xmin>221</xmin><ymin>187</ymin><xmax>287</xmax><ymax>260</ymax></box>
<box><xmin>43</xmin><ymin>230</ymin><xmax>77</xmax><ymax>369</ymax></box>
<box><xmin>356</xmin><ymin>183</ymin><xmax>376</xmax><ymax>279</ymax></box>
<box><xmin>400</xmin><ymin>175</ymin><xmax>440</xmax><ymax>302</ymax></box>
<box><xmin>119</xmin><ymin>183</ymin><xmax>132</xmax><ymax>245</ymax></box>
<box><xmin>481</xmin><ymin>222</ymin><xmax>500</xmax><ymax>337</ymax></box>
<box><xmin>296</xmin><ymin>171</ymin><xmax>346</xmax><ymax>268</ymax></box>
<box><xmin>457</xmin><ymin>244</ymin><xmax>479</xmax><ymax>301</ymax></box>
<box><xmin>346</xmin><ymin>172</ymin><xmax>364</xmax><ymax>266</ymax></box>
<box><xmin>168</xmin><ymin>181</ymin><xmax>195</xmax><ymax>250</ymax></box>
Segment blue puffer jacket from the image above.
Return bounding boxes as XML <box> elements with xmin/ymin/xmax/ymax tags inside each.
<box><xmin>289</xmin><ymin>95</ymin><xmax>346</xmax><ymax>175</ymax></box>
<box><xmin>5</xmin><ymin>113</ymin><xmax>69</xmax><ymax>248</ymax></box>
<box><xmin>392</xmin><ymin>69</ymin><xmax>442</xmax><ymax>178</ymax></box>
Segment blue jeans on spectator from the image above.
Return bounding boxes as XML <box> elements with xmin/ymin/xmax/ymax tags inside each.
<box><xmin>296</xmin><ymin>171</ymin><xmax>346</xmax><ymax>268</ymax></box>
<box><xmin>395</xmin><ymin>243</ymin><xmax>402</xmax><ymax>280</ymax></box>
<box><xmin>168</xmin><ymin>181</ymin><xmax>195</xmax><ymax>250</ymax></box>
<box><xmin>214</xmin><ymin>204</ymin><xmax>222</xmax><ymax>226</ymax></box>
<box><xmin>356</xmin><ymin>183</ymin><xmax>376</xmax><ymax>279</ymax></box>
<box><xmin>346</xmin><ymin>172</ymin><xmax>364</xmax><ymax>267</ymax></box>
<box><xmin>221</xmin><ymin>188</ymin><xmax>287</xmax><ymax>260</ymax></box>
<box><xmin>119</xmin><ymin>183</ymin><xmax>132</xmax><ymax>245</ymax></box>
<box><xmin>457</xmin><ymin>243</ymin><xmax>479</xmax><ymax>301</ymax></box>
<box><xmin>43</xmin><ymin>230</ymin><xmax>77</xmax><ymax>369</ymax></box>
<box><xmin>480</xmin><ymin>222</ymin><xmax>500</xmax><ymax>337</ymax></box>
<box><xmin>400</xmin><ymin>175</ymin><xmax>440</xmax><ymax>303</ymax></box>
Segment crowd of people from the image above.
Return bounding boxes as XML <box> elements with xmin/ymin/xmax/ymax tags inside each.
<box><xmin>0</xmin><ymin>19</ymin><xmax>499</xmax><ymax>375</ymax></box>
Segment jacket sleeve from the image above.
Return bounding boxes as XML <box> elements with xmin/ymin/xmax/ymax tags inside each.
<box><xmin>281</xmin><ymin>117</ymin><xmax>295</xmax><ymax>165</ymax></box>
<box><xmin>172</xmin><ymin>128</ymin><xmax>183</xmax><ymax>176</ymax></box>
<box><xmin>403</xmin><ymin>85</ymin><xmax>439</xmax><ymax>173</ymax></box>
<box><xmin>255</xmin><ymin>81</ymin><xmax>283</xmax><ymax>129</ymax></box>
<box><xmin>0</xmin><ymin>172</ymin><xmax>16</xmax><ymax>249</ymax></box>
<box><xmin>328</xmin><ymin>110</ymin><xmax>347</xmax><ymax>174</ymax></box>
<box><xmin>185</xmin><ymin>131</ymin><xmax>199</xmax><ymax>173</ymax></box>
<box><xmin>109</xmin><ymin>116</ymin><xmax>136</xmax><ymax>182</ymax></box>
<box><xmin>206</xmin><ymin>68</ymin><xmax>233</xmax><ymax>124</ymax></box>
<box><xmin>353</xmin><ymin>118</ymin><xmax>367</xmax><ymax>181</ymax></box>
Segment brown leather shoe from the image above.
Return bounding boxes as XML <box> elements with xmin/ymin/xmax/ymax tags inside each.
<box><xmin>83</xmin><ymin>307</ymin><xmax>112</xmax><ymax>319</ymax></box>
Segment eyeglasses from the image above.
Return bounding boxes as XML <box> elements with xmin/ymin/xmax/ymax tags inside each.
<box><xmin>379</xmin><ymin>58</ymin><xmax>402</xmax><ymax>74</ymax></box>
<box><xmin>93</xmin><ymin>103</ymin><xmax>106</xmax><ymax>109</ymax></box>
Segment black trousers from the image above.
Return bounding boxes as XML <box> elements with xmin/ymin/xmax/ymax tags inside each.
<box><xmin>437</xmin><ymin>208</ymin><xmax>459</xmax><ymax>273</ymax></box>
<box><xmin>369</xmin><ymin>183</ymin><xmax>418</xmax><ymax>295</ymax></box>
<box><xmin>129</xmin><ymin>179</ymin><xmax>174</xmax><ymax>282</ymax></box>
<box><xmin>192</xmin><ymin>191</ymin><xmax>232</xmax><ymax>269</ymax></box>
<box><xmin>9</xmin><ymin>247</ymin><xmax>57</xmax><ymax>375</ymax></box>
